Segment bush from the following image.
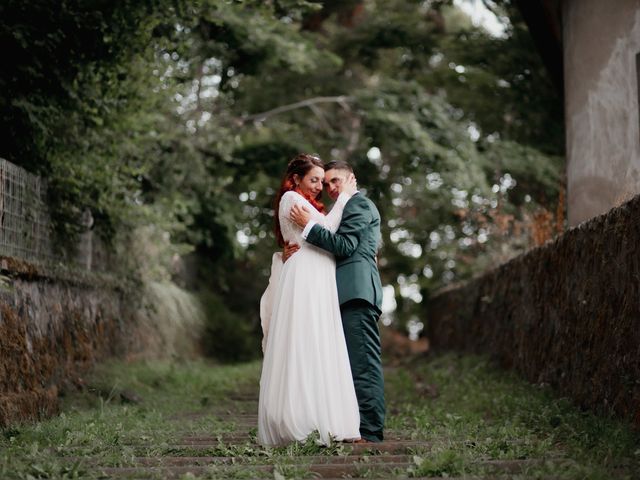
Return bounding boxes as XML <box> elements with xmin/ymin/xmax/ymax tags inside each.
<box><xmin>199</xmin><ymin>291</ymin><xmax>260</xmax><ymax>363</ymax></box>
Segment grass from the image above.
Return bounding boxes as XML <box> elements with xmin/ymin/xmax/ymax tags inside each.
<box><xmin>0</xmin><ymin>352</ymin><xmax>638</xmax><ymax>479</ymax></box>
<box><xmin>0</xmin><ymin>359</ymin><xmax>263</xmax><ymax>479</ymax></box>
<box><xmin>387</xmin><ymin>353</ymin><xmax>640</xmax><ymax>479</ymax></box>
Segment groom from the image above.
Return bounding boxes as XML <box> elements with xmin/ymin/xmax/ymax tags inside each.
<box><xmin>288</xmin><ymin>160</ymin><xmax>385</xmax><ymax>443</ymax></box>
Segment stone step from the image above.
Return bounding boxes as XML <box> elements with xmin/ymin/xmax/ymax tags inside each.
<box><xmin>320</xmin><ymin>478</ymin><xmax>523</xmax><ymax>480</ymax></box>
<box><xmin>318</xmin><ymin>478</ymin><xmax>523</xmax><ymax>480</ymax></box>
<box><xmin>174</xmin><ymin>432</ymin><xmax>414</xmax><ymax>444</ymax></box>
<box><xmin>210</xmin><ymin>409</ymin><xmax>258</xmax><ymax>421</ymax></box>
<box><xmin>227</xmin><ymin>395</ymin><xmax>259</xmax><ymax>401</ymax></box>
<box><xmin>55</xmin><ymin>440</ymin><xmax>432</xmax><ymax>456</ymax></box>
<box><xmin>166</xmin><ymin>440</ymin><xmax>430</xmax><ymax>454</ymax></box>
<box><xmin>122</xmin><ymin>433</ymin><xmax>528</xmax><ymax>447</ymax></box>
<box><xmin>170</xmin><ymin>412</ymin><xmax>258</xmax><ymax>420</ymax></box>
<box><xmin>81</xmin><ymin>454</ymin><xmax>411</xmax><ymax>467</ymax></box>
<box><xmin>94</xmin><ymin>462</ymin><xmax>414</xmax><ymax>478</ymax></box>
<box><xmin>91</xmin><ymin>458</ymin><xmax>561</xmax><ymax>479</ymax></box>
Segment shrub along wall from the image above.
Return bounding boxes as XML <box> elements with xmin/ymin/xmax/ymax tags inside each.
<box><xmin>0</xmin><ymin>257</ymin><xmax>139</xmax><ymax>427</ymax></box>
<box><xmin>427</xmin><ymin>195</ymin><xmax>640</xmax><ymax>426</ymax></box>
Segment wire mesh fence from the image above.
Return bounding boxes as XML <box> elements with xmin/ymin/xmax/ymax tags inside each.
<box><xmin>0</xmin><ymin>158</ymin><xmax>55</xmax><ymax>264</ymax></box>
<box><xmin>0</xmin><ymin>158</ymin><xmax>113</xmax><ymax>272</ymax></box>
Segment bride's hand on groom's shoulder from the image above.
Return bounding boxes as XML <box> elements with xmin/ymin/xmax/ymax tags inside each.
<box><xmin>342</xmin><ymin>174</ymin><xmax>358</xmax><ymax>197</ymax></box>
<box><xmin>283</xmin><ymin>241</ymin><xmax>300</xmax><ymax>262</ymax></box>
<box><xmin>290</xmin><ymin>204</ymin><xmax>311</xmax><ymax>228</ymax></box>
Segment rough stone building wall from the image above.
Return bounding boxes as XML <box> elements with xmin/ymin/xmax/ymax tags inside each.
<box><xmin>427</xmin><ymin>195</ymin><xmax>640</xmax><ymax>426</ymax></box>
<box><xmin>0</xmin><ymin>258</ymin><xmax>138</xmax><ymax>427</ymax></box>
<box><xmin>564</xmin><ymin>0</ymin><xmax>640</xmax><ymax>225</ymax></box>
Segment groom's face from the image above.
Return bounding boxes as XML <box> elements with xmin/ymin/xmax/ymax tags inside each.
<box><xmin>324</xmin><ymin>168</ymin><xmax>350</xmax><ymax>201</ymax></box>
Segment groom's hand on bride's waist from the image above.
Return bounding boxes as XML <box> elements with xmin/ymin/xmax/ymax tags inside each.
<box><xmin>283</xmin><ymin>241</ymin><xmax>300</xmax><ymax>262</ymax></box>
<box><xmin>290</xmin><ymin>204</ymin><xmax>311</xmax><ymax>228</ymax></box>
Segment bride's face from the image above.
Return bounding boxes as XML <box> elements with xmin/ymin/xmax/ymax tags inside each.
<box><xmin>295</xmin><ymin>166</ymin><xmax>324</xmax><ymax>197</ymax></box>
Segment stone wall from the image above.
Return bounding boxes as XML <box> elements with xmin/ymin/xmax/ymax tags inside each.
<box><xmin>0</xmin><ymin>257</ymin><xmax>138</xmax><ymax>427</ymax></box>
<box><xmin>427</xmin><ymin>194</ymin><xmax>640</xmax><ymax>426</ymax></box>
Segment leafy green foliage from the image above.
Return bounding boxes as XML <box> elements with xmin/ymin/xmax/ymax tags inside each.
<box><xmin>0</xmin><ymin>0</ymin><xmax>565</xmax><ymax>344</ymax></box>
<box><xmin>1</xmin><ymin>1</ymin><xmax>179</xmax><ymax>239</ymax></box>
<box><xmin>434</xmin><ymin>0</ymin><xmax>565</xmax><ymax>155</ymax></box>
<box><xmin>199</xmin><ymin>290</ymin><xmax>260</xmax><ymax>362</ymax></box>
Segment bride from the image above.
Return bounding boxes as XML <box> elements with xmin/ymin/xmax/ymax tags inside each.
<box><xmin>258</xmin><ymin>153</ymin><xmax>360</xmax><ymax>446</ymax></box>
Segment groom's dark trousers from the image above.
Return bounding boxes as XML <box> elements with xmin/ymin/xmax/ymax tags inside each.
<box><xmin>340</xmin><ymin>299</ymin><xmax>385</xmax><ymax>442</ymax></box>
<box><xmin>304</xmin><ymin>192</ymin><xmax>386</xmax><ymax>442</ymax></box>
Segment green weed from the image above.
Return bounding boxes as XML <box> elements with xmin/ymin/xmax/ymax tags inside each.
<box><xmin>384</xmin><ymin>353</ymin><xmax>640</xmax><ymax>478</ymax></box>
<box><xmin>1</xmin><ymin>353</ymin><xmax>638</xmax><ymax>479</ymax></box>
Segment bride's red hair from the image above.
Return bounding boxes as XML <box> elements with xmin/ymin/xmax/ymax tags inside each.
<box><xmin>274</xmin><ymin>154</ymin><xmax>326</xmax><ymax>247</ymax></box>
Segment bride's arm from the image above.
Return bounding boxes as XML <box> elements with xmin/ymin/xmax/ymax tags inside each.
<box><xmin>280</xmin><ymin>191</ymin><xmax>306</xmax><ymax>228</ymax></box>
<box><xmin>317</xmin><ymin>192</ymin><xmax>353</xmax><ymax>233</ymax></box>
<box><xmin>302</xmin><ymin>174</ymin><xmax>358</xmax><ymax>234</ymax></box>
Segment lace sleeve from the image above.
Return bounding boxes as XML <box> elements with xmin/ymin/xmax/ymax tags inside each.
<box><xmin>279</xmin><ymin>190</ymin><xmax>307</xmax><ymax>217</ymax></box>
<box><xmin>279</xmin><ymin>191</ymin><xmax>307</xmax><ymax>231</ymax></box>
<box><xmin>318</xmin><ymin>192</ymin><xmax>352</xmax><ymax>233</ymax></box>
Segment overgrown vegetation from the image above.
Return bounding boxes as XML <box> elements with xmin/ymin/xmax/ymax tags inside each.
<box><xmin>0</xmin><ymin>354</ymin><xmax>637</xmax><ymax>479</ymax></box>
<box><xmin>390</xmin><ymin>354</ymin><xmax>640</xmax><ymax>479</ymax></box>
<box><xmin>1</xmin><ymin>0</ymin><xmax>565</xmax><ymax>349</ymax></box>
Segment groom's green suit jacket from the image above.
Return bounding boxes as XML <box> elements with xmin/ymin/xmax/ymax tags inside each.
<box><xmin>306</xmin><ymin>193</ymin><xmax>383</xmax><ymax>310</ymax></box>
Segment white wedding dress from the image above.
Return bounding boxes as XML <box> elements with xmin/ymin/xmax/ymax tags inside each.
<box><xmin>258</xmin><ymin>190</ymin><xmax>360</xmax><ymax>446</ymax></box>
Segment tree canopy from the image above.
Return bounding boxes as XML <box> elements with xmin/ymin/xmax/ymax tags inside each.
<box><xmin>1</xmin><ymin>0</ymin><xmax>564</xmax><ymax>356</ymax></box>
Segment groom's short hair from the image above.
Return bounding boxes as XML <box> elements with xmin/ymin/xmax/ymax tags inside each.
<box><xmin>324</xmin><ymin>160</ymin><xmax>354</xmax><ymax>173</ymax></box>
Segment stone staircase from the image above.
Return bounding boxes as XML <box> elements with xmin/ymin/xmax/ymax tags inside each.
<box><xmin>54</xmin><ymin>391</ymin><xmax>571</xmax><ymax>479</ymax></box>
